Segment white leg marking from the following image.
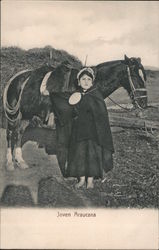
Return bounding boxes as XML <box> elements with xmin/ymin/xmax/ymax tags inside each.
<box><xmin>6</xmin><ymin>148</ymin><xmax>14</xmax><ymax>171</ymax></box>
<box><xmin>14</xmin><ymin>147</ymin><xmax>29</xmax><ymax>169</ymax></box>
<box><xmin>47</xmin><ymin>112</ymin><xmax>56</xmax><ymax>128</ymax></box>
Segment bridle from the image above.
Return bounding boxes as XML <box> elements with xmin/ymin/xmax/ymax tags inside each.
<box><xmin>127</xmin><ymin>66</ymin><xmax>147</xmax><ymax>109</ymax></box>
<box><xmin>107</xmin><ymin>64</ymin><xmax>148</xmax><ymax>111</ymax></box>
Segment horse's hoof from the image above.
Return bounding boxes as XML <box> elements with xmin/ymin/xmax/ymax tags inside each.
<box><xmin>6</xmin><ymin>163</ymin><xmax>15</xmax><ymax>171</ymax></box>
<box><xmin>19</xmin><ymin>162</ymin><xmax>29</xmax><ymax>170</ymax></box>
<box><xmin>15</xmin><ymin>160</ymin><xmax>29</xmax><ymax>170</ymax></box>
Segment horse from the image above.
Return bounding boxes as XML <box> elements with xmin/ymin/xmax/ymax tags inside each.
<box><xmin>3</xmin><ymin>55</ymin><xmax>147</xmax><ymax>175</ymax></box>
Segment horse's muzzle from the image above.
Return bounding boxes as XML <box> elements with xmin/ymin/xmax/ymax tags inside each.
<box><xmin>134</xmin><ymin>88</ymin><xmax>148</xmax><ymax>109</ymax></box>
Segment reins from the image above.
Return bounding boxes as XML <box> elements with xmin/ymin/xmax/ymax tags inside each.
<box><xmin>107</xmin><ymin>96</ymin><xmax>134</xmax><ymax>112</ymax></box>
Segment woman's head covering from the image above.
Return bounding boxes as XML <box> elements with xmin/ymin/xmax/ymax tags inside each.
<box><xmin>77</xmin><ymin>67</ymin><xmax>95</xmax><ymax>81</ymax></box>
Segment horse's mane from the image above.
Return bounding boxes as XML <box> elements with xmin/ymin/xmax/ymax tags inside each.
<box><xmin>95</xmin><ymin>60</ymin><xmax>123</xmax><ymax>69</ymax></box>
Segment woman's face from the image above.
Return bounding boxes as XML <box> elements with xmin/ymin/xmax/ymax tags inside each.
<box><xmin>79</xmin><ymin>74</ymin><xmax>93</xmax><ymax>90</ymax></box>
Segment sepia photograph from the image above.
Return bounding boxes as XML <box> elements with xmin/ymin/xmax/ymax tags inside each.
<box><xmin>0</xmin><ymin>0</ymin><xmax>158</xmax><ymax>249</ymax></box>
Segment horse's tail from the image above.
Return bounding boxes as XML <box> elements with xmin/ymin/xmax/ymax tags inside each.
<box><xmin>3</xmin><ymin>69</ymin><xmax>32</xmax><ymax>124</ymax></box>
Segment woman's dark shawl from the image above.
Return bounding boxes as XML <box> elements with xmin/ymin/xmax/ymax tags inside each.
<box><xmin>72</xmin><ymin>87</ymin><xmax>114</xmax><ymax>152</ymax></box>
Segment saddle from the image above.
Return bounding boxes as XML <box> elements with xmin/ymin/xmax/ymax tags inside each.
<box><xmin>40</xmin><ymin>63</ymin><xmax>73</xmax><ymax>94</ymax></box>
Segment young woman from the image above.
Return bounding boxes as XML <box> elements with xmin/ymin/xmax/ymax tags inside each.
<box><xmin>66</xmin><ymin>67</ymin><xmax>114</xmax><ymax>189</ymax></box>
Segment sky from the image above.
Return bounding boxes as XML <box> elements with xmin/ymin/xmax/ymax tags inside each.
<box><xmin>1</xmin><ymin>1</ymin><xmax>159</xmax><ymax>67</ymax></box>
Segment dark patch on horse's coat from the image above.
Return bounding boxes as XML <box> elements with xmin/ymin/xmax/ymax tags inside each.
<box><xmin>21</xmin><ymin>126</ymin><xmax>57</xmax><ymax>154</ymax></box>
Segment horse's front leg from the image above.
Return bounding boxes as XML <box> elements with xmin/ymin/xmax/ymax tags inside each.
<box><xmin>14</xmin><ymin>120</ymin><xmax>29</xmax><ymax>169</ymax></box>
<box><xmin>6</xmin><ymin>127</ymin><xmax>15</xmax><ymax>171</ymax></box>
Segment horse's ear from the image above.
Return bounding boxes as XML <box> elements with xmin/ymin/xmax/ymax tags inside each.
<box><xmin>124</xmin><ymin>55</ymin><xmax>129</xmax><ymax>62</ymax></box>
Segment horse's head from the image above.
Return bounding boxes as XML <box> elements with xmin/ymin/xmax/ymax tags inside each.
<box><xmin>123</xmin><ymin>55</ymin><xmax>147</xmax><ymax>109</ymax></box>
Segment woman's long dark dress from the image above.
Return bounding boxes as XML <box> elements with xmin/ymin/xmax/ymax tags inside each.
<box><xmin>66</xmin><ymin>86</ymin><xmax>114</xmax><ymax>179</ymax></box>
